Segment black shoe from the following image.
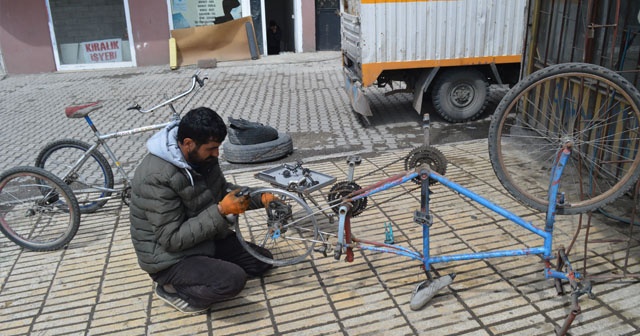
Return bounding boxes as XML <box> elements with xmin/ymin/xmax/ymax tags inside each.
<box><xmin>155</xmin><ymin>285</ymin><xmax>209</xmax><ymax>314</ymax></box>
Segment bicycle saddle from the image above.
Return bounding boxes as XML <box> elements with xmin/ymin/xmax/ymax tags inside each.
<box><xmin>65</xmin><ymin>102</ymin><xmax>102</xmax><ymax>118</ymax></box>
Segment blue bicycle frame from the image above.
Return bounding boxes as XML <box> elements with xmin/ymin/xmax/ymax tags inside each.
<box><xmin>335</xmin><ymin>145</ymin><xmax>580</xmax><ymax>282</ymax></box>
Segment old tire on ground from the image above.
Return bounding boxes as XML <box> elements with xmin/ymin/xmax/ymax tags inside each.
<box><xmin>431</xmin><ymin>68</ymin><xmax>489</xmax><ymax>123</ymax></box>
<box><xmin>227</xmin><ymin>117</ymin><xmax>279</xmax><ymax>145</ymax></box>
<box><xmin>223</xmin><ymin>132</ymin><xmax>293</xmax><ymax>164</ymax></box>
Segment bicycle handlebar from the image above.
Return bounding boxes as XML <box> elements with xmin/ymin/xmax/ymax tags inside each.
<box><xmin>127</xmin><ymin>72</ymin><xmax>208</xmax><ymax>114</ymax></box>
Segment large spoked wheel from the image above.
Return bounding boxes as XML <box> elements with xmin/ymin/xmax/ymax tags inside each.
<box><xmin>0</xmin><ymin>166</ymin><xmax>81</xmax><ymax>251</ymax></box>
<box><xmin>235</xmin><ymin>188</ymin><xmax>318</xmax><ymax>266</ymax></box>
<box><xmin>488</xmin><ymin>63</ymin><xmax>640</xmax><ymax>215</ymax></box>
<box><xmin>35</xmin><ymin>139</ymin><xmax>114</xmax><ymax>214</ymax></box>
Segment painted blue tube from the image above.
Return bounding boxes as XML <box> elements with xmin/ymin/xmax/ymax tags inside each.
<box><xmin>423</xmin><ymin>220</ymin><xmax>431</xmax><ymax>271</ymax></box>
<box><xmin>359</xmin><ymin>245</ymin><xmax>422</xmax><ymax>260</ymax></box>
<box><xmin>546</xmin><ymin>269</ymin><xmax>582</xmax><ymax>280</ymax></box>
<box><xmin>545</xmin><ymin>148</ymin><xmax>571</xmax><ymax>233</ymax></box>
<box><xmin>427</xmin><ymin>247</ymin><xmax>547</xmax><ymax>264</ymax></box>
<box><xmin>361</xmin><ymin>242</ymin><xmax>420</xmax><ymax>255</ymax></box>
<box><xmin>423</xmin><ymin>182</ymin><xmax>431</xmax><ymax>271</ymax></box>
<box><xmin>429</xmin><ymin>173</ymin><xmax>550</xmax><ymax>240</ymax></box>
<box><xmin>84</xmin><ymin>115</ymin><xmax>94</xmax><ymax>127</ymax></box>
<box><xmin>351</xmin><ymin>172</ymin><xmax>419</xmax><ymax>201</ymax></box>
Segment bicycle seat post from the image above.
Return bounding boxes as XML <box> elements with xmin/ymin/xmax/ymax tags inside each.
<box><xmin>346</xmin><ymin>155</ymin><xmax>361</xmax><ymax>182</ymax></box>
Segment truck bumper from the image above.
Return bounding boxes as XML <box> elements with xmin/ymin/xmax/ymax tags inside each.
<box><xmin>343</xmin><ymin>70</ymin><xmax>372</xmax><ymax>117</ymax></box>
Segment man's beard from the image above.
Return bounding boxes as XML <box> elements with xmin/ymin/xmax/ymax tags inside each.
<box><xmin>187</xmin><ymin>149</ymin><xmax>218</xmax><ymax>174</ymax></box>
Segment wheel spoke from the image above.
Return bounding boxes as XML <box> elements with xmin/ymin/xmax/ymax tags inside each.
<box><xmin>0</xmin><ymin>167</ymin><xmax>80</xmax><ymax>251</ymax></box>
<box><xmin>489</xmin><ymin>64</ymin><xmax>640</xmax><ymax>214</ymax></box>
<box><xmin>235</xmin><ymin>188</ymin><xmax>318</xmax><ymax>266</ymax></box>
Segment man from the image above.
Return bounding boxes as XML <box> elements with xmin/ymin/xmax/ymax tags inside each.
<box><xmin>129</xmin><ymin>106</ymin><xmax>275</xmax><ymax>314</ymax></box>
<box><xmin>267</xmin><ymin>20</ymin><xmax>282</xmax><ymax>55</ymax></box>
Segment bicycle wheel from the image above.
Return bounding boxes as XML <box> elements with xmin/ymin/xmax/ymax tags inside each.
<box><xmin>0</xmin><ymin>166</ymin><xmax>81</xmax><ymax>251</ymax></box>
<box><xmin>235</xmin><ymin>188</ymin><xmax>318</xmax><ymax>266</ymax></box>
<box><xmin>489</xmin><ymin>63</ymin><xmax>640</xmax><ymax>215</ymax></box>
<box><xmin>36</xmin><ymin>139</ymin><xmax>114</xmax><ymax>213</ymax></box>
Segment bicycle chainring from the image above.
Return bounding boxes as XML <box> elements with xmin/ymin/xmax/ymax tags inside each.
<box><xmin>404</xmin><ymin>146</ymin><xmax>448</xmax><ymax>185</ymax></box>
<box><xmin>327</xmin><ymin>181</ymin><xmax>368</xmax><ymax>217</ymax></box>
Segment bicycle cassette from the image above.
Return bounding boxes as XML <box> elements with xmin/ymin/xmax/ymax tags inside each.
<box><xmin>404</xmin><ymin>145</ymin><xmax>447</xmax><ymax>185</ymax></box>
<box><xmin>327</xmin><ymin>181</ymin><xmax>368</xmax><ymax>217</ymax></box>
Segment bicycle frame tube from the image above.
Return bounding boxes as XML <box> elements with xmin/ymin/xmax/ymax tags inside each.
<box><xmin>84</xmin><ymin>115</ymin><xmax>173</xmax><ymax>183</ymax></box>
<box><xmin>59</xmin><ymin>141</ymin><xmax>101</xmax><ymax>181</ymax></box>
<box><xmin>338</xmin><ymin>148</ymin><xmax>576</xmax><ymax>281</ymax></box>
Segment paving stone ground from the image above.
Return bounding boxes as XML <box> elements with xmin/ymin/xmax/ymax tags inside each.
<box><xmin>1</xmin><ymin>141</ymin><xmax>639</xmax><ymax>335</ymax></box>
<box><xmin>0</xmin><ymin>52</ymin><xmax>639</xmax><ymax>335</ymax></box>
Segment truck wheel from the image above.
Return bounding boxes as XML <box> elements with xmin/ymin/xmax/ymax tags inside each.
<box><xmin>431</xmin><ymin>68</ymin><xmax>489</xmax><ymax>123</ymax></box>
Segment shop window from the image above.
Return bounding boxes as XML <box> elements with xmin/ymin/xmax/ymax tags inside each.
<box><xmin>170</xmin><ymin>0</ymin><xmax>242</xmax><ymax>29</ymax></box>
<box><xmin>48</xmin><ymin>0</ymin><xmax>132</xmax><ymax>66</ymax></box>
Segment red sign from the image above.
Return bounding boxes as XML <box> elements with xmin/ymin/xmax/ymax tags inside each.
<box><xmin>80</xmin><ymin>38</ymin><xmax>123</xmax><ymax>63</ymax></box>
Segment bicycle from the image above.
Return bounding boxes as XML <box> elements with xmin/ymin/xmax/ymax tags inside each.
<box><xmin>231</xmin><ymin>64</ymin><xmax>640</xmax><ymax>334</ymax></box>
<box><xmin>34</xmin><ymin>72</ymin><xmax>208</xmax><ymax>213</ymax></box>
<box><xmin>0</xmin><ymin>166</ymin><xmax>80</xmax><ymax>251</ymax></box>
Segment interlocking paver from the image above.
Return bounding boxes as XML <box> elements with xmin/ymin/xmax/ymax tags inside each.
<box><xmin>1</xmin><ymin>53</ymin><xmax>639</xmax><ymax>335</ymax></box>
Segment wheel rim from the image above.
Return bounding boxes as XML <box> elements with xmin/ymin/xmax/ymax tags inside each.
<box><xmin>40</xmin><ymin>144</ymin><xmax>111</xmax><ymax>212</ymax></box>
<box><xmin>450</xmin><ymin>83</ymin><xmax>475</xmax><ymax>108</ymax></box>
<box><xmin>492</xmin><ymin>69</ymin><xmax>640</xmax><ymax>213</ymax></box>
<box><xmin>235</xmin><ymin>188</ymin><xmax>318</xmax><ymax>266</ymax></box>
<box><xmin>0</xmin><ymin>172</ymin><xmax>75</xmax><ymax>249</ymax></box>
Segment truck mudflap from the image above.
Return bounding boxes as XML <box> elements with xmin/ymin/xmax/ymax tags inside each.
<box><xmin>412</xmin><ymin>67</ymin><xmax>440</xmax><ymax>114</ymax></box>
<box><xmin>343</xmin><ymin>70</ymin><xmax>372</xmax><ymax>117</ymax></box>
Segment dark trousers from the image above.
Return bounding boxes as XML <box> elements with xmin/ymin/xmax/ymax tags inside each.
<box><xmin>151</xmin><ymin>234</ymin><xmax>272</xmax><ymax>309</ymax></box>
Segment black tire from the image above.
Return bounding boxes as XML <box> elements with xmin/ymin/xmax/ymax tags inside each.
<box><xmin>0</xmin><ymin>166</ymin><xmax>81</xmax><ymax>251</ymax></box>
<box><xmin>235</xmin><ymin>187</ymin><xmax>317</xmax><ymax>266</ymax></box>
<box><xmin>488</xmin><ymin>63</ymin><xmax>640</xmax><ymax>215</ymax></box>
<box><xmin>227</xmin><ymin>118</ymin><xmax>279</xmax><ymax>145</ymax></box>
<box><xmin>432</xmin><ymin>68</ymin><xmax>489</xmax><ymax>123</ymax></box>
<box><xmin>35</xmin><ymin>139</ymin><xmax>114</xmax><ymax>213</ymax></box>
<box><xmin>223</xmin><ymin>132</ymin><xmax>293</xmax><ymax>164</ymax></box>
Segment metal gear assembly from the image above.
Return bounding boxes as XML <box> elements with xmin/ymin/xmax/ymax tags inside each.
<box><xmin>404</xmin><ymin>146</ymin><xmax>448</xmax><ymax>185</ymax></box>
<box><xmin>326</xmin><ymin>181</ymin><xmax>368</xmax><ymax>217</ymax></box>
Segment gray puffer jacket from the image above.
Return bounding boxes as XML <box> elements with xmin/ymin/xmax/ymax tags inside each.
<box><xmin>129</xmin><ymin>123</ymin><xmax>255</xmax><ymax>274</ymax></box>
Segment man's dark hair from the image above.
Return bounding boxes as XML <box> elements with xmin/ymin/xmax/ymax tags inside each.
<box><xmin>177</xmin><ymin>107</ymin><xmax>227</xmax><ymax>145</ymax></box>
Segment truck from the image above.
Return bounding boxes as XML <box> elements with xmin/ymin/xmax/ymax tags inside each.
<box><xmin>341</xmin><ymin>0</ymin><xmax>527</xmax><ymax>125</ymax></box>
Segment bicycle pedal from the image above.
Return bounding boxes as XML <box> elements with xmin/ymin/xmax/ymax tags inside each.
<box><xmin>410</xmin><ymin>273</ymin><xmax>455</xmax><ymax>311</ymax></box>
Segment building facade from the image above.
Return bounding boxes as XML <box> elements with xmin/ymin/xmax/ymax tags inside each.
<box><xmin>0</xmin><ymin>0</ymin><xmax>340</xmax><ymax>74</ymax></box>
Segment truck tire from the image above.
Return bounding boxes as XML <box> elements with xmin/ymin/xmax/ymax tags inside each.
<box><xmin>222</xmin><ymin>132</ymin><xmax>293</xmax><ymax>164</ymax></box>
<box><xmin>431</xmin><ymin>68</ymin><xmax>489</xmax><ymax>123</ymax></box>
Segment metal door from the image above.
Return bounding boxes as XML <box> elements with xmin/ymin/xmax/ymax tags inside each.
<box><xmin>316</xmin><ymin>0</ymin><xmax>340</xmax><ymax>50</ymax></box>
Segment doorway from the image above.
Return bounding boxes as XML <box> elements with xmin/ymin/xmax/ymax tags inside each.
<box><xmin>264</xmin><ymin>0</ymin><xmax>295</xmax><ymax>54</ymax></box>
<box><xmin>316</xmin><ymin>0</ymin><xmax>340</xmax><ymax>50</ymax></box>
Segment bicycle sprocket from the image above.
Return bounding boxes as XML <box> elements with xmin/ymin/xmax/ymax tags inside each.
<box><xmin>404</xmin><ymin>146</ymin><xmax>447</xmax><ymax>185</ymax></box>
<box><xmin>327</xmin><ymin>181</ymin><xmax>368</xmax><ymax>217</ymax></box>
